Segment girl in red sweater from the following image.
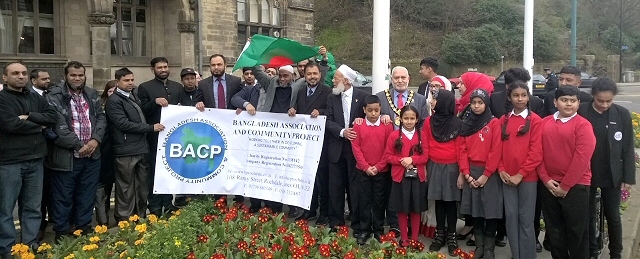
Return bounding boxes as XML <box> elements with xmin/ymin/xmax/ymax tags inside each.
<box><xmin>459</xmin><ymin>89</ymin><xmax>503</xmax><ymax>259</ymax></box>
<box><xmin>384</xmin><ymin>105</ymin><xmax>429</xmax><ymax>247</ymax></box>
<box><xmin>423</xmin><ymin>89</ymin><xmax>464</xmax><ymax>255</ymax></box>
<box><xmin>499</xmin><ymin>81</ymin><xmax>543</xmax><ymax>259</ymax></box>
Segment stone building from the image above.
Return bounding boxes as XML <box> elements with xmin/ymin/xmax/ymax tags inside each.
<box><xmin>0</xmin><ymin>0</ymin><xmax>315</xmax><ymax>90</ymax></box>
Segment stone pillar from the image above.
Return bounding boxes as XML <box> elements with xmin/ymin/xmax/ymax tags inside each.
<box><xmin>178</xmin><ymin>22</ymin><xmax>197</xmax><ymax>70</ymax></box>
<box><xmin>607</xmin><ymin>55</ymin><xmax>621</xmax><ymax>81</ymax></box>
<box><xmin>87</xmin><ymin>13</ymin><xmax>115</xmax><ymax>91</ymax></box>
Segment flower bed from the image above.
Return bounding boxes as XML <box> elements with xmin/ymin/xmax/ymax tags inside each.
<box><xmin>11</xmin><ymin>198</ymin><xmax>476</xmax><ymax>259</ymax></box>
<box><xmin>633</xmin><ymin>112</ymin><xmax>640</xmax><ymax>148</ymax></box>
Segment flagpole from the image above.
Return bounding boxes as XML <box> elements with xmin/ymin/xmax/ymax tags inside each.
<box><xmin>371</xmin><ymin>0</ymin><xmax>390</xmax><ymax>95</ymax></box>
<box><xmin>523</xmin><ymin>0</ymin><xmax>534</xmax><ymax>94</ymax></box>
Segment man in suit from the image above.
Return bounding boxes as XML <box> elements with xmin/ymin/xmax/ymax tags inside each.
<box><xmin>137</xmin><ymin>57</ymin><xmax>184</xmax><ymax>216</ymax></box>
<box><xmin>489</xmin><ymin>67</ymin><xmax>546</xmax><ymax>118</ymax></box>
<box><xmin>289</xmin><ymin>62</ymin><xmax>332</xmax><ymax>223</ymax></box>
<box><xmin>325</xmin><ymin>64</ymin><xmax>367</xmax><ymax>236</ymax></box>
<box><xmin>198</xmin><ymin>54</ymin><xmax>243</xmax><ymax>110</ymax></box>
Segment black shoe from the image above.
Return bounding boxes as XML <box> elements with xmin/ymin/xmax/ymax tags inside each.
<box><xmin>495</xmin><ymin>236</ymin><xmax>507</xmax><ymax>247</ymax></box>
<box><xmin>456</xmin><ymin>228</ymin><xmax>473</xmax><ymax>240</ymax></box>
<box><xmin>315</xmin><ymin>216</ymin><xmax>329</xmax><ymax>226</ymax></box>
<box><xmin>287</xmin><ymin>207</ymin><xmax>303</xmax><ymax>218</ymax></box>
<box><xmin>447</xmin><ymin>233</ymin><xmax>459</xmax><ymax>256</ymax></box>
<box><xmin>542</xmin><ymin>239</ymin><xmax>551</xmax><ymax>251</ymax></box>
<box><xmin>356</xmin><ymin>233</ymin><xmax>371</xmax><ymax>245</ymax></box>
<box><xmin>429</xmin><ymin>230</ymin><xmax>445</xmax><ymax>252</ymax></box>
<box><xmin>249</xmin><ymin>206</ymin><xmax>261</xmax><ymax>213</ymax></box>
<box><xmin>536</xmin><ymin>241</ymin><xmax>542</xmax><ymax>253</ymax></box>
<box><xmin>296</xmin><ymin>211</ymin><xmax>317</xmax><ymax>221</ymax></box>
<box><xmin>466</xmin><ymin>238</ymin><xmax>475</xmax><ymax>246</ymax></box>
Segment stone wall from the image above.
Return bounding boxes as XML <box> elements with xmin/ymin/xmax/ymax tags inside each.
<box><xmin>285</xmin><ymin>0</ymin><xmax>314</xmax><ymax>45</ymax></box>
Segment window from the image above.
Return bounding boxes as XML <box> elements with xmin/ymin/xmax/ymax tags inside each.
<box><xmin>111</xmin><ymin>0</ymin><xmax>147</xmax><ymax>56</ymax></box>
<box><xmin>237</xmin><ymin>0</ymin><xmax>281</xmax><ymax>52</ymax></box>
<box><xmin>0</xmin><ymin>0</ymin><xmax>55</xmax><ymax>55</ymax></box>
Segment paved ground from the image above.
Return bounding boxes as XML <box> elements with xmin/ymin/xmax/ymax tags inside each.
<box><xmin>10</xmin><ymin>82</ymin><xmax>640</xmax><ymax>257</ymax></box>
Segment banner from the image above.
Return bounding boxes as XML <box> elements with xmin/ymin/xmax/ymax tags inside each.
<box><xmin>154</xmin><ymin>105</ymin><xmax>326</xmax><ymax>209</ymax></box>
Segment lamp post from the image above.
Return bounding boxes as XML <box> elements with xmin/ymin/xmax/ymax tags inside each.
<box><xmin>501</xmin><ymin>56</ymin><xmax>505</xmax><ymax>72</ymax></box>
<box><xmin>570</xmin><ymin>0</ymin><xmax>577</xmax><ymax>66</ymax></box>
<box><xmin>371</xmin><ymin>0</ymin><xmax>390</xmax><ymax>94</ymax></box>
<box><xmin>620</xmin><ymin>0</ymin><xmax>624</xmax><ymax>82</ymax></box>
<box><xmin>524</xmin><ymin>0</ymin><xmax>534</xmax><ymax>93</ymax></box>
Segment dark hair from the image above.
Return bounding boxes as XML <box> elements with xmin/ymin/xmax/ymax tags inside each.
<box><xmin>419</xmin><ymin>57</ymin><xmax>439</xmax><ymax>73</ymax></box>
<box><xmin>502</xmin><ymin>81</ymin><xmax>532</xmax><ymax>140</ymax></box>
<box><xmin>590</xmin><ymin>77</ymin><xmax>618</xmax><ymax>96</ymax></box>
<box><xmin>363</xmin><ymin>95</ymin><xmax>380</xmax><ymax>106</ymax></box>
<box><xmin>559</xmin><ymin>66</ymin><xmax>581</xmax><ymax>77</ymax></box>
<box><xmin>64</xmin><ymin>61</ymin><xmax>85</xmax><ymax>75</ymax></box>
<box><xmin>29</xmin><ymin>69</ymin><xmax>47</xmax><ymax>81</ymax></box>
<box><xmin>115</xmin><ymin>67</ymin><xmax>134</xmax><ymax>80</ymax></box>
<box><xmin>304</xmin><ymin>61</ymin><xmax>320</xmax><ymax>74</ymax></box>
<box><xmin>150</xmin><ymin>57</ymin><xmax>169</xmax><ymax>67</ymax></box>
<box><xmin>555</xmin><ymin>85</ymin><xmax>580</xmax><ymax>100</ymax></box>
<box><xmin>209</xmin><ymin>54</ymin><xmax>226</xmax><ymax>64</ymax></box>
<box><xmin>394</xmin><ymin>105</ymin><xmax>424</xmax><ymax>155</ymax></box>
<box><xmin>504</xmin><ymin>67</ymin><xmax>531</xmax><ymax>85</ymax></box>
<box><xmin>101</xmin><ymin>80</ymin><xmax>117</xmax><ymax>105</ymax></box>
<box><xmin>242</xmin><ymin>67</ymin><xmax>252</xmax><ymax>73</ymax></box>
<box><xmin>3</xmin><ymin>62</ymin><xmax>24</xmax><ymax>75</ymax></box>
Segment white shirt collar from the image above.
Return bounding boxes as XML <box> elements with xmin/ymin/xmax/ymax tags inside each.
<box><xmin>365</xmin><ymin>117</ymin><xmax>381</xmax><ymax>126</ymax></box>
<box><xmin>31</xmin><ymin>86</ymin><xmax>44</xmax><ymax>96</ymax></box>
<box><xmin>510</xmin><ymin>108</ymin><xmax>529</xmax><ymax>119</ymax></box>
<box><xmin>341</xmin><ymin>86</ymin><xmax>353</xmax><ymax>98</ymax></box>
<box><xmin>553</xmin><ymin>111</ymin><xmax>578</xmax><ymax>123</ymax></box>
<box><xmin>116</xmin><ymin>88</ymin><xmax>131</xmax><ymax>98</ymax></box>
<box><xmin>402</xmin><ymin>128</ymin><xmax>415</xmax><ymax>140</ymax></box>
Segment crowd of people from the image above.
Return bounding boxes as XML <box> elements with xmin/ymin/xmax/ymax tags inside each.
<box><xmin>0</xmin><ymin>51</ymin><xmax>635</xmax><ymax>259</ymax></box>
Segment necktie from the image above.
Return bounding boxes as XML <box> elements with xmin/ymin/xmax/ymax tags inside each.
<box><xmin>397</xmin><ymin>93</ymin><xmax>404</xmax><ymax>109</ymax></box>
<box><xmin>342</xmin><ymin>94</ymin><xmax>350</xmax><ymax>128</ymax></box>
<box><xmin>216</xmin><ymin>78</ymin><xmax>226</xmax><ymax>109</ymax></box>
<box><xmin>307</xmin><ymin>88</ymin><xmax>313</xmax><ymax>97</ymax></box>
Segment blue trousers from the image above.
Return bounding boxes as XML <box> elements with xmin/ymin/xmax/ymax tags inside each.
<box><xmin>0</xmin><ymin>158</ymin><xmax>44</xmax><ymax>254</ymax></box>
<box><xmin>51</xmin><ymin>158</ymin><xmax>100</xmax><ymax>234</ymax></box>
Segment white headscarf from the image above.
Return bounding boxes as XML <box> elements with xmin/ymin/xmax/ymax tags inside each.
<box><xmin>337</xmin><ymin>64</ymin><xmax>358</xmax><ymax>83</ymax></box>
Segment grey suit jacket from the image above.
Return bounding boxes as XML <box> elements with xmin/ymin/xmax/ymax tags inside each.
<box><xmin>375</xmin><ymin>88</ymin><xmax>428</xmax><ymax>129</ymax></box>
<box><xmin>252</xmin><ymin>66</ymin><xmax>299</xmax><ymax>112</ymax></box>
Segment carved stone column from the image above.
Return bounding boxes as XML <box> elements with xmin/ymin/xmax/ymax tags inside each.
<box><xmin>178</xmin><ymin>0</ymin><xmax>197</xmax><ymax>70</ymax></box>
<box><xmin>87</xmin><ymin>13</ymin><xmax>115</xmax><ymax>91</ymax></box>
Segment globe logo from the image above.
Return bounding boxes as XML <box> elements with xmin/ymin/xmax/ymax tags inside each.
<box><xmin>165</xmin><ymin>121</ymin><xmax>227</xmax><ymax>179</ymax></box>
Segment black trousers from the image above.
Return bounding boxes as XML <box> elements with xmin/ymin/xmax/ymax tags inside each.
<box><xmin>146</xmin><ymin>148</ymin><xmax>173</xmax><ymax>215</ymax></box>
<box><xmin>541</xmin><ymin>184</ymin><xmax>590</xmax><ymax>259</ymax></box>
<box><xmin>328</xmin><ymin>145</ymin><xmax>359</xmax><ymax>230</ymax></box>
<box><xmin>39</xmin><ymin>167</ymin><xmax>52</xmax><ymax>231</ymax></box>
<box><xmin>534</xmin><ymin>180</ymin><xmax>544</xmax><ymax>240</ymax></box>
<box><xmin>384</xmin><ymin>171</ymin><xmax>399</xmax><ymax>230</ymax></box>
<box><xmin>357</xmin><ymin>170</ymin><xmax>388</xmax><ymax>235</ymax></box>
<box><xmin>310</xmin><ymin>162</ymin><xmax>329</xmax><ymax>214</ymax></box>
<box><xmin>589</xmin><ymin>186</ymin><xmax>623</xmax><ymax>258</ymax></box>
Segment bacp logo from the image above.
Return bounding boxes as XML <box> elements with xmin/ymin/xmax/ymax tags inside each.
<box><xmin>164</xmin><ymin>120</ymin><xmax>227</xmax><ymax>180</ymax></box>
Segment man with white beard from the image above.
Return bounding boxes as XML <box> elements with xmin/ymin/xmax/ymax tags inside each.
<box><xmin>324</xmin><ymin>65</ymin><xmax>368</xmax><ymax>237</ymax></box>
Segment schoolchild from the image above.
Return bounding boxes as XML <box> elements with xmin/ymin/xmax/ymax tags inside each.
<box><xmin>459</xmin><ymin>89</ymin><xmax>503</xmax><ymax>259</ymax></box>
<box><xmin>499</xmin><ymin>81</ymin><xmax>544</xmax><ymax>259</ymax></box>
<box><xmin>539</xmin><ymin>86</ymin><xmax>596</xmax><ymax>259</ymax></box>
<box><xmin>423</xmin><ymin>89</ymin><xmax>464</xmax><ymax>255</ymax></box>
<box><xmin>351</xmin><ymin>95</ymin><xmax>394</xmax><ymax>245</ymax></box>
<box><xmin>385</xmin><ymin>105</ymin><xmax>429</xmax><ymax>247</ymax></box>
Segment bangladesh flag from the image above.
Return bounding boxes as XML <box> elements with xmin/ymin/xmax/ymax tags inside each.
<box><xmin>232</xmin><ymin>35</ymin><xmax>318</xmax><ymax>71</ymax></box>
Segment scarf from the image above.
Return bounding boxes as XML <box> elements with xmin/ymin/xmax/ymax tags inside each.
<box><xmin>457</xmin><ymin>72</ymin><xmax>495</xmax><ymax>114</ymax></box>
<box><xmin>430</xmin><ymin>89</ymin><xmax>461</xmax><ymax>142</ymax></box>
<box><xmin>460</xmin><ymin>89</ymin><xmax>494</xmax><ymax>137</ymax></box>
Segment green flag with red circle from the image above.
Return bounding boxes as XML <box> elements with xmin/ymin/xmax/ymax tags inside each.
<box><xmin>232</xmin><ymin>35</ymin><xmax>318</xmax><ymax>71</ymax></box>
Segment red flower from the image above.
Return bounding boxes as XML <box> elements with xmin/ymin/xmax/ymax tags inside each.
<box><xmin>258</xmin><ymin>215</ymin><xmax>269</xmax><ymax>223</ymax></box>
<box><xmin>186</xmin><ymin>251</ymin><xmax>196</xmax><ymax>259</ymax></box>
<box><xmin>319</xmin><ymin>244</ymin><xmax>331</xmax><ymax>257</ymax></box>
<box><xmin>197</xmin><ymin>234</ymin><xmax>209</xmax><ymax>243</ymax></box>
<box><xmin>259</xmin><ymin>207</ymin><xmax>273</xmax><ymax>214</ymax></box>
<box><xmin>251</xmin><ymin>233</ymin><xmax>260</xmax><ymax>240</ymax></box>
<box><xmin>271</xmin><ymin>243</ymin><xmax>282</xmax><ymax>251</ymax></box>
<box><xmin>237</xmin><ymin>240</ymin><xmax>249</xmax><ymax>250</ymax></box>
<box><xmin>262</xmin><ymin>253</ymin><xmax>274</xmax><ymax>259</ymax></box>
<box><xmin>277</xmin><ymin>226</ymin><xmax>288</xmax><ymax>234</ymax></box>
<box><xmin>395</xmin><ymin>247</ymin><xmax>407</xmax><ymax>255</ymax></box>
<box><xmin>210</xmin><ymin>254</ymin><xmax>226</xmax><ymax>259</ymax></box>
<box><xmin>203</xmin><ymin>214</ymin><xmax>214</xmax><ymax>223</ymax></box>
<box><xmin>256</xmin><ymin>246</ymin><xmax>267</xmax><ymax>254</ymax></box>
<box><xmin>343</xmin><ymin>251</ymin><xmax>356</xmax><ymax>259</ymax></box>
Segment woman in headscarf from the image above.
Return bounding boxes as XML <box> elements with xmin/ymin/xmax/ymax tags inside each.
<box><xmin>423</xmin><ymin>89</ymin><xmax>465</xmax><ymax>255</ymax></box>
<box><xmin>457</xmin><ymin>72</ymin><xmax>495</xmax><ymax>115</ymax></box>
<box><xmin>458</xmin><ymin>89</ymin><xmax>503</xmax><ymax>259</ymax></box>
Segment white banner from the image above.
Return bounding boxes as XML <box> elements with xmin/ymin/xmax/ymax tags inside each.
<box><xmin>153</xmin><ymin>105</ymin><xmax>326</xmax><ymax>209</ymax></box>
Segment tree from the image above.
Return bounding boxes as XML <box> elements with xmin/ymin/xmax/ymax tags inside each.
<box><xmin>442</xmin><ymin>24</ymin><xmax>505</xmax><ymax>65</ymax></box>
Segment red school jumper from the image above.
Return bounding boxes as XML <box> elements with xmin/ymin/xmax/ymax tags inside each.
<box><xmin>538</xmin><ymin>114</ymin><xmax>596</xmax><ymax>191</ymax></box>
<box><xmin>384</xmin><ymin>129</ymin><xmax>430</xmax><ymax>183</ymax></box>
<box><xmin>498</xmin><ymin>112</ymin><xmax>543</xmax><ymax>182</ymax></box>
<box><xmin>351</xmin><ymin>121</ymin><xmax>395</xmax><ymax>172</ymax></box>
<box><xmin>459</xmin><ymin>118</ymin><xmax>502</xmax><ymax>176</ymax></box>
<box><xmin>422</xmin><ymin>117</ymin><xmax>465</xmax><ymax>165</ymax></box>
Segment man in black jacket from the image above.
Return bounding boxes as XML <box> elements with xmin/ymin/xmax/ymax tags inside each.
<box><xmin>578</xmin><ymin>78</ymin><xmax>635</xmax><ymax>259</ymax></box>
<box><xmin>45</xmin><ymin>61</ymin><xmax>107</xmax><ymax>241</ymax></box>
<box><xmin>137</xmin><ymin>57</ymin><xmax>184</xmax><ymax>216</ymax></box>
<box><xmin>105</xmin><ymin>68</ymin><xmax>165</xmax><ymax>221</ymax></box>
<box><xmin>325</xmin><ymin>64</ymin><xmax>367</xmax><ymax>234</ymax></box>
<box><xmin>0</xmin><ymin>62</ymin><xmax>57</xmax><ymax>256</ymax></box>
<box><xmin>178</xmin><ymin>68</ymin><xmax>203</xmax><ymax>107</ymax></box>
<box><xmin>290</xmin><ymin>62</ymin><xmax>332</xmax><ymax>223</ymax></box>
<box><xmin>543</xmin><ymin>68</ymin><xmax>558</xmax><ymax>92</ymax></box>
<box><xmin>489</xmin><ymin>67</ymin><xmax>546</xmax><ymax>118</ymax></box>
<box><xmin>543</xmin><ymin>66</ymin><xmax>592</xmax><ymax>116</ymax></box>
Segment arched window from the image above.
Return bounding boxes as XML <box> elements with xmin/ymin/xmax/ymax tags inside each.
<box><xmin>237</xmin><ymin>0</ymin><xmax>281</xmax><ymax>52</ymax></box>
